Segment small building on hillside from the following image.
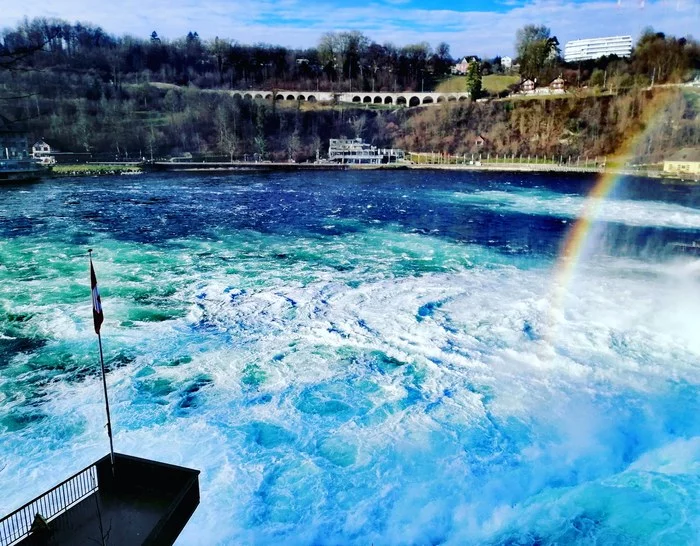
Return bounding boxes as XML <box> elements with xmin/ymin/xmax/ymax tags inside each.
<box><xmin>501</xmin><ymin>56</ymin><xmax>513</xmax><ymax>70</ymax></box>
<box><xmin>663</xmin><ymin>148</ymin><xmax>700</xmax><ymax>177</ymax></box>
<box><xmin>451</xmin><ymin>57</ymin><xmax>475</xmax><ymax>75</ymax></box>
<box><xmin>520</xmin><ymin>79</ymin><xmax>536</xmax><ymax>93</ymax></box>
<box><xmin>539</xmin><ymin>75</ymin><xmax>567</xmax><ymax>95</ymax></box>
<box><xmin>550</xmin><ymin>75</ymin><xmax>565</xmax><ymax>91</ymax></box>
<box><xmin>468</xmin><ymin>134</ymin><xmax>489</xmax><ymax>154</ymax></box>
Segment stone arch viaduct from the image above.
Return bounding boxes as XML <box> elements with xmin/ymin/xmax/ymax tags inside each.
<box><xmin>229</xmin><ymin>90</ymin><xmax>471</xmax><ymax>106</ymax></box>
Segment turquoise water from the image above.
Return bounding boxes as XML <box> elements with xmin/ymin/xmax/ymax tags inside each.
<box><xmin>0</xmin><ymin>171</ymin><xmax>699</xmax><ymax>544</ymax></box>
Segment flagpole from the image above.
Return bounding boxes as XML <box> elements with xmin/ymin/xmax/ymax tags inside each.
<box><xmin>97</xmin><ymin>331</ymin><xmax>115</xmax><ymax>473</ymax></box>
<box><xmin>89</xmin><ymin>249</ymin><xmax>115</xmax><ymax>475</ymax></box>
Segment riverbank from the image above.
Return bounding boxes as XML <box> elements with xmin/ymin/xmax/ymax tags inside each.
<box><xmin>44</xmin><ymin>160</ymin><xmax>698</xmax><ymax>183</ymax></box>
<box><xmin>146</xmin><ymin>160</ymin><xmax>687</xmax><ymax>181</ymax></box>
<box><xmin>149</xmin><ymin>160</ymin><xmax>601</xmax><ymax>174</ymax></box>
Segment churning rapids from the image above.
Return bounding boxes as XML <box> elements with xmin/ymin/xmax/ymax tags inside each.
<box><xmin>0</xmin><ymin>171</ymin><xmax>699</xmax><ymax>545</ymax></box>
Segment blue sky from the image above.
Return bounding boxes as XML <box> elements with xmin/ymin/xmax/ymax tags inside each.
<box><xmin>4</xmin><ymin>0</ymin><xmax>700</xmax><ymax>57</ymax></box>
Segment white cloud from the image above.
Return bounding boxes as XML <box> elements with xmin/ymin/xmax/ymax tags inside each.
<box><xmin>2</xmin><ymin>0</ymin><xmax>699</xmax><ymax>57</ymax></box>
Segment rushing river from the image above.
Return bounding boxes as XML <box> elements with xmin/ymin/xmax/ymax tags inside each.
<box><xmin>1</xmin><ymin>171</ymin><xmax>699</xmax><ymax>545</ymax></box>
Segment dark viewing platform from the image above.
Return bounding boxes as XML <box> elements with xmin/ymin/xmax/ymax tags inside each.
<box><xmin>0</xmin><ymin>453</ymin><xmax>200</xmax><ymax>546</ymax></box>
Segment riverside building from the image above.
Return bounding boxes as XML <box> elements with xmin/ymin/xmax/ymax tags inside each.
<box><xmin>328</xmin><ymin>138</ymin><xmax>405</xmax><ymax>165</ymax></box>
<box><xmin>564</xmin><ymin>35</ymin><xmax>633</xmax><ymax>62</ymax></box>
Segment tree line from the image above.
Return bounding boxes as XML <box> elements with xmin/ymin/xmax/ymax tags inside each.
<box><xmin>0</xmin><ymin>18</ymin><xmax>454</xmax><ymax>93</ymax></box>
<box><xmin>510</xmin><ymin>25</ymin><xmax>698</xmax><ymax>91</ymax></box>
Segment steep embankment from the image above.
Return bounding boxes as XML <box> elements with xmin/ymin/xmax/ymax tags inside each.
<box><xmin>396</xmin><ymin>89</ymin><xmax>699</xmax><ymax>161</ymax></box>
<box><xmin>18</xmin><ymin>81</ymin><xmax>699</xmax><ymax>162</ymax></box>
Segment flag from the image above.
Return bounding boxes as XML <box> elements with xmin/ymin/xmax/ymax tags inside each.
<box><xmin>90</xmin><ymin>259</ymin><xmax>104</xmax><ymax>335</ymax></box>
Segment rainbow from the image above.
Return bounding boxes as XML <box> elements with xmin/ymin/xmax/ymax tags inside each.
<box><xmin>547</xmin><ymin>90</ymin><xmax>677</xmax><ymax>339</ymax></box>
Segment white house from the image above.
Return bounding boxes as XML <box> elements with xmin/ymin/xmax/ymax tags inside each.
<box><xmin>32</xmin><ymin>139</ymin><xmax>56</xmax><ymax>165</ymax></box>
<box><xmin>520</xmin><ymin>79</ymin><xmax>536</xmax><ymax>93</ymax></box>
<box><xmin>501</xmin><ymin>56</ymin><xmax>513</xmax><ymax>69</ymax></box>
<box><xmin>32</xmin><ymin>140</ymin><xmax>52</xmax><ymax>157</ymax></box>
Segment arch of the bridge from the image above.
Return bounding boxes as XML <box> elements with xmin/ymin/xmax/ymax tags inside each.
<box><xmin>350</xmin><ymin>92</ymin><xmax>468</xmax><ymax>105</ymax></box>
<box><xmin>263</xmin><ymin>93</ymin><xmax>323</xmax><ymax>102</ymax></box>
<box><xmin>234</xmin><ymin>90</ymin><xmax>467</xmax><ymax>104</ymax></box>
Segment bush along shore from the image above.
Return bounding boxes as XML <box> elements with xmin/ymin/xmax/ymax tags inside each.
<box><xmin>51</xmin><ymin>164</ymin><xmax>143</xmax><ymax>177</ymax></box>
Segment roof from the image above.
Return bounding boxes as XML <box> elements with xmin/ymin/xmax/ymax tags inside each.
<box><xmin>666</xmin><ymin>148</ymin><xmax>700</xmax><ymax>162</ymax></box>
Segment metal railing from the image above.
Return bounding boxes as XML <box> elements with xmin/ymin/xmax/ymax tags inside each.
<box><xmin>0</xmin><ymin>464</ymin><xmax>98</xmax><ymax>546</ymax></box>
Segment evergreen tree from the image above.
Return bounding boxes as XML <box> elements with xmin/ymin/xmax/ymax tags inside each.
<box><xmin>465</xmin><ymin>61</ymin><xmax>482</xmax><ymax>98</ymax></box>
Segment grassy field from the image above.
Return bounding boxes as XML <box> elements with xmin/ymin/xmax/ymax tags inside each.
<box><xmin>482</xmin><ymin>74</ymin><xmax>520</xmax><ymax>93</ymax></box>
<box><xmin>435</xmin><ymin>74</ymin><xmax>520</xmax><ymax>94</ymax></box>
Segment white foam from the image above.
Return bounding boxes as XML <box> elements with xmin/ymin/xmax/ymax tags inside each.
<box><xmin>1</xmin><ymin>226</ymin><xmax>699</xmax><ymax>543</ymax></box>
<box><xmin>453</xmin><ymin>189</ymin><xmax>700</xmax><ymax>229</ymax></box>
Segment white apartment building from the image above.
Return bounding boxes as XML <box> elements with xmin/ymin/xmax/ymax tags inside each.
<box><xmin>564</xmin><ymin>35</ymin><xmax>633</xmax><ymax>62</ymax></box>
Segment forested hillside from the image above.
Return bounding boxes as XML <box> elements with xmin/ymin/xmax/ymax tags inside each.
<box><xmin>1</xmin><ymin>18</ymin><xmax>698</xmax><ymax>161</ymax></box>
<box><xmin>12</xmin><ymin>83</ymin><xmax>692</xmax><ymax>163</ymax></box>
